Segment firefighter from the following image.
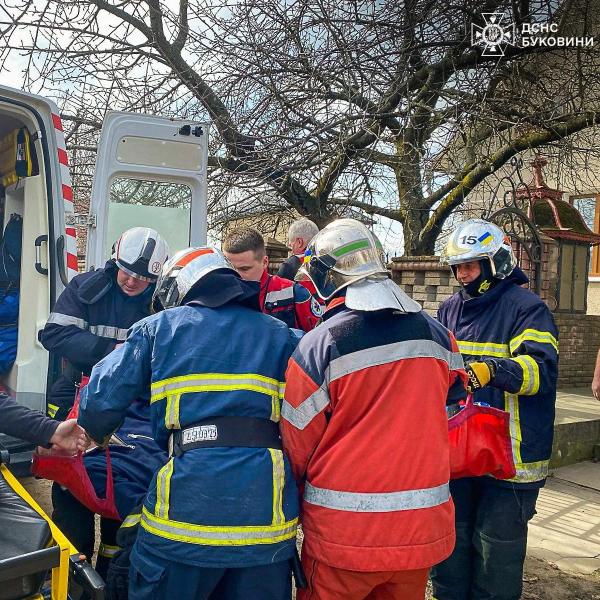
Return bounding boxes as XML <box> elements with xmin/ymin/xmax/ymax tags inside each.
<box><xmin>280</xmin><ymin>219</ymin><xmax>467</xmax><ymax>600</ymax></box>
<box><xmin>78</xmin><ymin>247</ymin><xmax>300</xmax><ymax>600</ymax></box>
<box><xmin>223</xmin><ymin>226</ymin><xmax>321</xmax><ymax>331</ymax></box>
<box><xmin>277</xmin><ymin>217</ymin><xmax>319</xmax><ymax>281</ymax></box>
<box><xmin>430</xmin><ymin>219</ymin><xmax>558</xmax><ymax>600</ymax></box>
<box><xmin>39</xmin><ymin>226</ymin><xmax>169</xmax><ymax>420</ymax></box>
<box><xmin>38</xmin><ymin>226</ymin><xmax>169</xmax><ymax>577</ymax></box>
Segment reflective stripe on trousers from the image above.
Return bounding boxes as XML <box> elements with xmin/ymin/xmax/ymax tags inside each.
<box><xmin>98</xmin><ymin>542</ymin><xmax>120</xmax><ymax>558</ymax></box>
<box><xmin>304</xmin><ymin>481</ymin><xmax>450</xmax><ymax>512</ymax></box>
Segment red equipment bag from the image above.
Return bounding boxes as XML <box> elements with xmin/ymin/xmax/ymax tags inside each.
<box><xmin>31</xmin><ymin>376</ymin><xmax>120</xmax><ymax>520</ymax></box>
<box><xmin>448</xmin><ymin>395</ymin><xmax>516</xmax><ymax>480</ymax></box>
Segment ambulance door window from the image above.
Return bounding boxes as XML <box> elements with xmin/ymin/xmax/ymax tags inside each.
<box><xmin>105</xmin><ymin>178</ymin><xmax>191</xmax><ymax>259</ymax></box>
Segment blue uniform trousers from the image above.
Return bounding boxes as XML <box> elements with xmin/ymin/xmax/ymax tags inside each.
<box><xmin>129</xmin><ymin>544</ymin><xmax>292</xmax><ymax>600</ymax></box>
<box><xmin>430</xmin><ymin>477</ymin><xmax>539</xmax><ymax>600</ymax></box>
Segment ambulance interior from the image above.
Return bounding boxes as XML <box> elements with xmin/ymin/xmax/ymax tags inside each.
<box><xmin>0</xmin><ymin>107</ymin><xmax>51</xmax><ymax>413</ymax></box>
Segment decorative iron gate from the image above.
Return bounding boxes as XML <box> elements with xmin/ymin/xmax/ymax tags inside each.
<box><xmin>482</xmin><ymin>158</ymin><xmax>543</xmax><ymax>295</ymax></box>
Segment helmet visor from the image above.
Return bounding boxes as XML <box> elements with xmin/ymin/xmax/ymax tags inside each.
<box><xmin>297</xmin><ymin>223</ymin><xmax>387</xmax><ymax>300</ymax></box>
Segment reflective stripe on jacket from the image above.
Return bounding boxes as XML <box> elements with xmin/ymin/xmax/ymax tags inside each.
<box><xmin>79</xmin><ymin>302</ymin><xmax>300</xmax><ymax>568</ymax></box>
<box><xmin>280</xmin><ymin>300</ymin><xmax>467</xmax><ymax>571</ymax></box>
<box><xmin>39</xmin><ymin>261</ymin><xmax>152</xmax><ymax>375</ymax></box>
<box><xmin>438</xmin><ymin>268</ymin><xmax>558</xmax><ymax>487</ymax></box>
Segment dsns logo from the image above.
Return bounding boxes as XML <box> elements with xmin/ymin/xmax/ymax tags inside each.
<box><xmin>471</xmin><ymin>13</ymin><xmax>516</xmax><ymax>57</ymax></box>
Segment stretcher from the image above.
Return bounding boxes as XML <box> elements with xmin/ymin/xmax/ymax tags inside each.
<box><xmin>0</xmin><ymin>445</ymin><xmax>105</xmax><ymax>600</ymax></box>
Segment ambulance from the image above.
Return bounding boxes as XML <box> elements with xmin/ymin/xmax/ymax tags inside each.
<box><xmin>0</xmin><ymin>84</ymin><xmax>209</xmax><ymax>469</ymax></box>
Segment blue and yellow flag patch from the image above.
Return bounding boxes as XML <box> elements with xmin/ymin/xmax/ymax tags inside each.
<box><xmin>478</xmin><ymin>232</ymin><xmax>493</xmax><ymax>246</ymax></box>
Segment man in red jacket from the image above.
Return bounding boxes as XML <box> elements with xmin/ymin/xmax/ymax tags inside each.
<box><xmin>280</xmin><ymin>219</ymin><xmax>467</xmax><ymax>600</ymax></box>
<box><xmin>223</xmin><ymin>226</ymin><xmax>321</xmax><ymax>331</ymax></box>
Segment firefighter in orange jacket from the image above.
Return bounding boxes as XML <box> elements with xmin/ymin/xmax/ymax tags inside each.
<box><xmin>280</xmin><ymin>219</ymin><xmax>468</xmax><ymax>600</ymax></box>
<box><xmin>223</xmin><ymin>227</ymin><xmax>321</xmax><ymax>331</ymax></box>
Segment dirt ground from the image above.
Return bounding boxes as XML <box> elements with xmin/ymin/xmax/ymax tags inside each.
<box><xmin>422</xmin><ymin>558</ymin><xmax>600</xmax><ymax>599</ymax></box>
<box><xmin>520</xmin><ymin>557</ymin><xmax>599</xmax><ymax>600</ymax></box>
<box><xmin>20</xmin><ymin>477</ymin><xmax>600</xmax><ymax>599</ymax></box>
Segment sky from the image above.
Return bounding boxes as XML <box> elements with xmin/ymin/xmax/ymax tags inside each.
<box><xmin>0</xmin><ymin>2</ymin><xmax>407</xmax><ymax>254</ymax></box>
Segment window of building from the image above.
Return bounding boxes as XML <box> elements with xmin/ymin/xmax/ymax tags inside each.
<box><xmin>570</xmin><ymin>194</ymin><xmax>600</xmax><ymax>276</ymax></box>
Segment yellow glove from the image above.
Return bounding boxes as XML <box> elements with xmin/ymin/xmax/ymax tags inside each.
<box><xmin>465</xmin><ymin>361</ymin><xmax>495</xmax><ymax>393</ymax></box>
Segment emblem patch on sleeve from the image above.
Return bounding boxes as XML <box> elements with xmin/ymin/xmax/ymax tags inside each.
<box><xmin>310</xmin><ymin>296</ymin><xmax>324</xmax><ymax>317</ymax></box>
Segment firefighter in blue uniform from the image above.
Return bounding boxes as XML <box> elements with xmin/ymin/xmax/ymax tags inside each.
<box><xmin>39</xmin><ymin>226</ymin><xmax>169</xmax><ymax>576</ymax></box>
<box><xmin>430</xmin><ymin>219</ymin><xmax>558</xmax><ymax>600</ymax></box>
<box><xmin>78</xmin><ymin>247</ymin><xmax>300</xmax><ymax>600</ymax></box>
<box><xmin>40</xmin><ymin>227</ymin><xmax>169</xmax><ymax>420</ymax></box>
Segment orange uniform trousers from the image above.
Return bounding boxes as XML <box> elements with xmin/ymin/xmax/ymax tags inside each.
<box><xmin>298</xmin><ymin>555</ymin><xmax>429</xmax><ymax>600</ymax></box>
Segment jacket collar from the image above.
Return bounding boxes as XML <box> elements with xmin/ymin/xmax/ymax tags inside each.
<box><xmin>323</xmin><ymin>295</ymin><xmax>347</xmax><ymax>320</ymax></box>
<box><xmin>185</xmin><ymin>272</ymin><xmax>261</xmax><ymax>310</ymax></box>
<box><xmin>459</xmin><ymin>267</ymin><xmax>529</xmax><ymax>308</ymax></box>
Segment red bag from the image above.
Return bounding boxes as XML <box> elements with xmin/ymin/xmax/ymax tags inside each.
<box><xmin>31</xmin><ymin>377</ymin><xmax>120</xmax><ymax>520</ymax></box>
<box><xmin>448</xmin><ymin>395</ymin><xmax>516</xmax><ymax>480</ymax></box>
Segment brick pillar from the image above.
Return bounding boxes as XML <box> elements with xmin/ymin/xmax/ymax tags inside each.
<box><xmin>554</xmin><ymin>313</ymin><xmax>600</xmax><ymax>387</ymax></box>
<box><xmin>389</xmin><ymin>256</ymin><xmax>460</xmax><ymax>315</ymax></box>
<box><xmin>514</xmin><ymin>233</ymin><xmax>559</xmax><ymax>310</ymax></box>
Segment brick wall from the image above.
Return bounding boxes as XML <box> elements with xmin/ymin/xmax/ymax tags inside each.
<box><xmin>389</xmin><ymin>252</ymin><xmax>597</xmax><ymax>388</ymax></box>
<box><xmin>389</xmin><ymin>256</ymin><xmax>460</xmax><ymax>315</ymax></box>
<box><xmin>554</xmin><ymin>313</ymin><xmax>600</xmax><ymax>388</ymax></box>
<box><xmin>516</xmin><ymin>234</ymin><xmax>560</xmax><ymax>311</ymax></box>
<box><xmin>265</xmin><ymin>238</ymin><xmax>289</xmax><ymax>275</ymax></box>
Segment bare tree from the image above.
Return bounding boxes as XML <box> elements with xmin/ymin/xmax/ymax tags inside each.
<box><xmin>1</xmin><ymin>0</ymin><xmax>599</xmax><ymax>253</ymax></box>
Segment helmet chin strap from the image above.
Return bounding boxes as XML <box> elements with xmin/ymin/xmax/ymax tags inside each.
<box><xmin>461</xmin><ymin>260</ymin><xmax>497</xmax><ymax>297</ymax></box>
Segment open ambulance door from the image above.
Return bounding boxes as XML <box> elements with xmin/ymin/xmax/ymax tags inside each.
<box><xmin>0</xmin><ymin>85</ymin><xmax>71</xmax><ymax>471</ymax></box>
<box><xmin>86</xmin><ymin>112</ymin><xmax>209</xmax><ymax>269</ymax></box>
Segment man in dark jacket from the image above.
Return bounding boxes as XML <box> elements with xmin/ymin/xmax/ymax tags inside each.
<box><xmin>430</xmin><ymin>219</ymin><xmax>558</xmax><ymax>600</ymax></box>
<box><xmin>277</xmin><ymin>218</ymin><xmax>319</xmax><ymax>281</ymax></box>
<box><xmin>39</xmin><ymin>227</ymin><xmax>168</xmax><ymax>421</ymax></box>
<box><xmin>0</xmin><ymin>393</ymin><xmax>84</xmax><ymax>452</ymax></box>
<box><xmin>38</xmin><ymin>226</ymin><xmax>169</xmax><ymax>577</ymax></box>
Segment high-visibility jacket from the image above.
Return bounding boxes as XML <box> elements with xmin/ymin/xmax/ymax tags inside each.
<box><xmin>259</xmin><ymin>270</ymin><xmax>321</xmax><ymax>331</ymax></box>
<box><xmin>438</xmin><ymin>267</ymin><xmax>558</xmax><ymax>488</ymax></box>
<box><xmin>280</xmin><ymin>298</ymin><xmax>467</xmax><ymax>572</ymax></box>
<box><xmin>79</xmin><ymin>301</ymin><xmax>300</xmax><ymax>568</ymax></box>
<box><xmin>39</xmin><ymin>261</ymin><xmax>153</xmax><ymax>418</ymax></box>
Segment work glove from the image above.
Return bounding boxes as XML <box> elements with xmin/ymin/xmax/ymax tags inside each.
<box><xmin>465</xmin><ymin>361</ymin><xmax>496</xmax><ymax>393</ymax></box>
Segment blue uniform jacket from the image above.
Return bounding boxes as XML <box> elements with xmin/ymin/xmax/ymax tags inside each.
<box><xmin>40</xmin><ymin>261</ymin><xmax>153</xmax><ymax>373</ymax></box>
<box><xmin>79</xmin><ymin>302</ymin><xmax>300</xmax><ymax>568</ymax></box>
<box><xmin>83</xmin><ymin>399</ymin><xmax>167</xmax><ymax>520</ymax></box>
<box><xmin>39</xmin><ymin>261</ymin><xmax>153</xmax><ymax>417</ymax></box>
<box><xmin>438</xmin><ymin>268</ymin><xmax>558</xmax><ymax>488</ymax></box>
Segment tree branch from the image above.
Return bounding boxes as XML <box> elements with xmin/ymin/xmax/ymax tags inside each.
<box><xmin>420</xmin><ymin>111</ymin><xmax>600</xmax><ymax>248</ymax></box>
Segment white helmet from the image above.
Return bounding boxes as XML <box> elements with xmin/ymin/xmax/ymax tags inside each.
<box><xmin>298</xmin><ymin>218</ymin><xmax>421</xmax><ymax>313</ymax></box>
<box><xmin>298</xmin><ymin>219</ymin><xmax>387</xmax><ymax>300</ymax></box>
<box><xmin>153</xmin><ymin>247</ymin><xmax>238</xmax><ymax>310</ymax></box>
<box><xmin>441</xmin><ymin>219</ymin><xmax>516</xmax><ymax>279</ymax></box>
<box><xmin>113</xmin><ymin>227</ymin><xmax>169</xmax><ymax>282</ymax></box>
